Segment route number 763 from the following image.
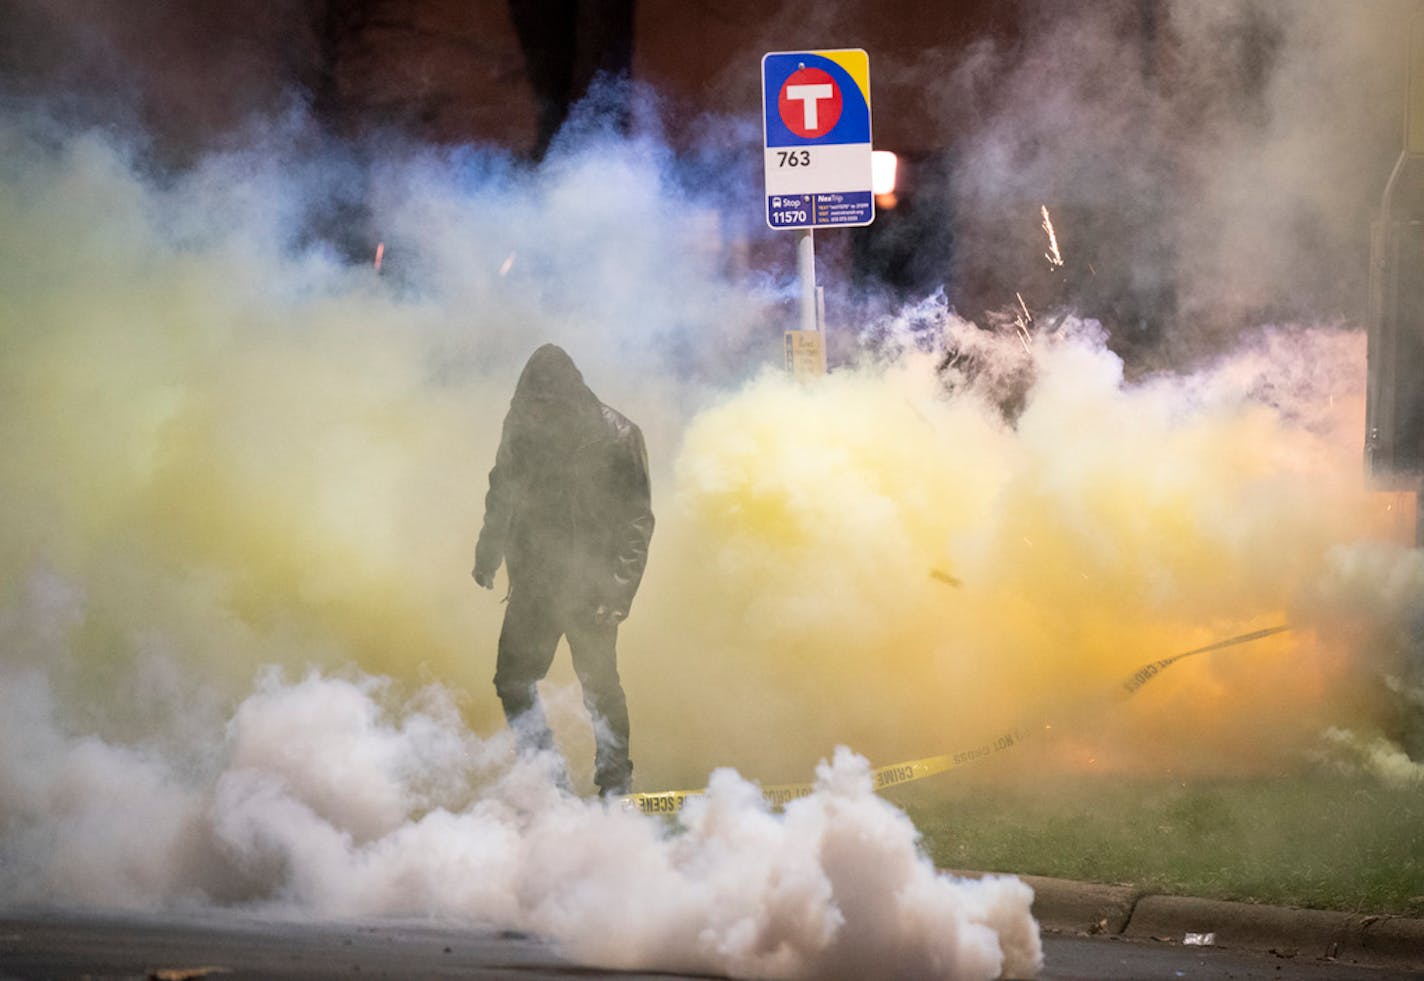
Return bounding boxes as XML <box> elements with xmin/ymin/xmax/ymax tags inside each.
<box><xmin>777</xmin><ymin>150</ymin><xmax>811</xmax><ymax>168</ymax></box>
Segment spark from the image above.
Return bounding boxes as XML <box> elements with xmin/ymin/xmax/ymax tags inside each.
<box><xmin>373</xmin><ymin>241</ymin><xmax>385</xmax><ymax>272</ymax></box>
<box><xmin>1041</xmin><ymin>205</ymin><xmax>1064</xmax><ymax>268</ymax></box>
<box><xmin>1013</xmin><ymin>292</ymin><xmax>1034</xmax><ymax>353</ymax></box>
<box><xmin>1015</xmin><ymin>325</ymin><xmax>1032</xmax><ymax>354</ymax></box>
<box><xmin>499</xmin><ymin>252</ymin><xmax>516</xmax><ymax>277</ymax></box>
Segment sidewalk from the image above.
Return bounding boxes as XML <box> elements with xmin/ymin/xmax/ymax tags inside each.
<box><xmin>990</xmin><ymin>871</ymin><xmax>1424</xmax><ymax>972</ymax></box>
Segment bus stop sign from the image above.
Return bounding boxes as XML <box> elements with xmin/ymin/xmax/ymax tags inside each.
<box><xmin>762</xmin><ymin>49</ymin><xmax>874</xmax><ymax>230</ymax></box>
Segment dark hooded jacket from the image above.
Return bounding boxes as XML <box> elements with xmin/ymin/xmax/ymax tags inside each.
<box><xmin>474</xmin><ymin>345</ymin><xmax>654</xmax><ymax>614</ymax></box>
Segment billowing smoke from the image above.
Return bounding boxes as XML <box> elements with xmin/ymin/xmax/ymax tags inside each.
<box><xmin>0</xmin><ymin>112</ymin><xmax>1049</xmax><ymax>977</ymax></box>
<box><xmin>646</xmin><ymin>315</ymin><xmax>1422</xmax><ymax>783</ymax></box>
<box><xmin>1</xmin><ymin>652</ymin><xmax>1042</xmax><ymax>979</ymax></box>
<box><xmin>2</xmin><ymin>1</ymin><xmax>1423</xmax><ymax>977</ymax></box>
<box><xmin>0</xmin><ymin>656</ymin><xmax>1045</xmax><ymax>978</ymax></box>
<box><xmin>938</xmin><ymin>0</ymin><xmax>1412</xmax><ymax>363</ymax></box>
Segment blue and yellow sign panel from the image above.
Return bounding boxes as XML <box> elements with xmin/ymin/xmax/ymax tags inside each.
<box><xmin>762</xmin><ymin>49</ymin><xmax>874</xmax><ymax>229</ymax></box>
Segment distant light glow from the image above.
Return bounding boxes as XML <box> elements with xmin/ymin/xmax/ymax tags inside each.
<box><xmin>871</xmin><ymin>150</ymin><xmax>898</xmax><ymax>196</ymax></box>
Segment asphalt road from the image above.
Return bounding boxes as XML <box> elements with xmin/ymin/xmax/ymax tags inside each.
<box><xmin>1037</xmin><ymin>934</ymin><xmax>1424</xmax><ymax>981</ymax></box>
<box><xmin>2</xmin><ymin>909</ymin><xmax>1422</xmax><ymax>981</ymax></box>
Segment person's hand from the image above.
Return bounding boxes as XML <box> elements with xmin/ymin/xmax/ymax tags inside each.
<box><xmin>593</xmin><ymin>604</ymin><xmax>626</xmax><ymax>626</ymax></box>
<box><xmin>472</xmin><ymin>567</ymin><xmax>495</xmax><ymax>590</ymax></box>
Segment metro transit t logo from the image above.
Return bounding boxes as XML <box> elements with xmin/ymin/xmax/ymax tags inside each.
<box><xmin>762</xmin><ymin>50</ymin><xmax>871</xmax><ymax>149</ymax></box>
<box><xmin>778</xmin><ymin>66</ymin><xmax>843</xmax><ymax>138</ymax></box>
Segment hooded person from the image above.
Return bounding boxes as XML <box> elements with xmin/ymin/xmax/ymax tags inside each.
<box><xmin>473</xmin><ymin>344</ymin><xmax>654</xmax><ymax>796</ymax></box>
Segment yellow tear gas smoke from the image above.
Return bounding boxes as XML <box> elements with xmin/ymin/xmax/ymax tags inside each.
<box><xmin>0</xmin><ymin>135</ymin><xmax>501</xmax><ymax>717</ymax></box>
<box><xmin>2</xmin><ymin>124</ymin><xmax>1419</xmax><ymax>798</ymax></box>
<box><xmin>627</xmin><ymin>325</ymin><xmax>1419</xmax><ymax>787</ymax></box>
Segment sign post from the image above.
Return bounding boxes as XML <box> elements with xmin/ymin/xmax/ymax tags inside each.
<box><xmin>1369</xmin><ymin>11</ymin><xmax>1424</xmax><ymax>546</ymax></box>
<box><xmin>762</xmin><ymin>49</ymin><xmax>873</xmax><ymax>375</ymax></box>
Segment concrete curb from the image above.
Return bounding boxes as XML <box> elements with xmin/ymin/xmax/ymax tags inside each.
<box><xmin>1015</xmin><ymin>874</ymin><xmax>1142</xmax><ymax>936</ymax></box>
<box><xmin>956</xmin><ymin>871</ymin><xmax>1424</xmax><ymax>972</ymax></box>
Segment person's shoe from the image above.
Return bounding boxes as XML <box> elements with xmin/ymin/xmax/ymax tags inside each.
<box><xmin>598</xmin><ymin>778</ymin><xmax>632</xmax><ymax>799</ymax></box>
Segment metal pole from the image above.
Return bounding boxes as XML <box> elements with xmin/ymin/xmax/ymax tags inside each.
<box><xmin>1417</xmin><ymin>487</ymin><xmax>1424</xmax><ymax>549</ymax></box>
<box><xmin>797</xmin><ymin>226</ymin><xmax>817</xmax><ymax>332</ymax></box>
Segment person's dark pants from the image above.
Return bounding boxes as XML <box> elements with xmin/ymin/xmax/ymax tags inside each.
<box><xmin>493</xmin><ymin>583</ymin><xmax>633</xmax><ymax>795</ymax></box>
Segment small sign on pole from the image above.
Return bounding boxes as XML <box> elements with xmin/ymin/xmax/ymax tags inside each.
<box><xmin>784</xmin><ymin>329</ymin><xmax>826</xmax><ymax>379</ymax></box>
<box><xmin>764</xmin><ymin>48</ymin><xmax>872</xmax><ymax>377</ymax></box>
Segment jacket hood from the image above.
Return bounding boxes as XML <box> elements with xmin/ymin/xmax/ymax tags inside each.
<box><xmin>507</xmin><ymin>344</ymin><xmax>604</xmax><ymax>448</ymax></box>
<box><xmin>513</xmin><ymin>344</ymin><xmax>594</xmax><ymax>405</ymax></box>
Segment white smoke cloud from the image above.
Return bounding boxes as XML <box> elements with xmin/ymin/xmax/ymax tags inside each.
<box><xmin>0</xmin><ymin>653</ymin><xmax>1042</xmax><ymax>980</ymax></box>
<box><xmin>1321</xmin><ymin>726</ymin><xmax>1424</xmax><ymax>787</ymax></box>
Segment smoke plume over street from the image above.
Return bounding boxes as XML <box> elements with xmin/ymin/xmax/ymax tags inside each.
<box><xmin>2</xmin><ymin>2</ymin><xmax>1423</xmax><ymax>978</ymax></box>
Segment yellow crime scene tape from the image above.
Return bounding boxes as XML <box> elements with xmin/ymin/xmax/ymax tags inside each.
<box><xmin>624</xmin><ymin>624</ymin><xmax>1291</xmax><ymax>816</ymax></box>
